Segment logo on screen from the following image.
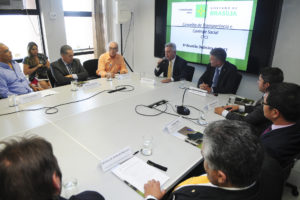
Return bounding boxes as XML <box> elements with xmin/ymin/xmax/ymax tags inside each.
<box><xmin>196</xmin><ymin>4</ymin><xmax>206</xmax><ymax>18</ymax></box>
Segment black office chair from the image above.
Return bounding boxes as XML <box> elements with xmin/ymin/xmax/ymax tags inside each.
<box><xmin>185</xmin><ymin>65</ymin><xmax>195</xmax><ymax>82</ymax></box>
<box><xmin>260</xmin><ymin>153</ymin><xmax>284</xmax><ymax>200</ymax></box>
<box><xmin>83</xmin><ymin>59</ymin><xmax>100</xmax><ymax>80</ymax></box>
<box><xmin>47</xmin><ymin>68</ymin><xmax>56</xmax><ymax>88</ymax></box>
<box><xmin>232</xmin><ymin>72</ymin><xmax>242</xmax><ymax>94</ymax></box>
<box><xmin>284</xmin><ymin>152</ymin><xmax>300</xmax><ymax>196</ymax></box>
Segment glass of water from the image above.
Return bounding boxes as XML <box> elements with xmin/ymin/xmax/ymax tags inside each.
<box><xmin>70</xmin><ymin>80</ymin><xmax>78</xmax><ymax>91</ymax></box>
<box><xmin>179</xmin><ymin>79</ymin><xmax>186</xmax><ymax>89</ymax></box>
<box><xmin>141</xmin><ymin>135</ymin><xmax>153</xmax><ymax>156</ymax></box>
<box><xmin>140</xmin><ymin>72</ymin><xmax>146</xmax><ymax>80</ymax></box>
<box><xmin>107</xmin><ymin>72</ymin><xmax>112</xmax><ymax>81</ymax></box>
<box><xmin>198</xmin><ymin>105</ymin><xmax>209</xmax><ymax>125</ymax></box>
<box><xmin>63</xmin><ymin>177</ymin><xmax>78</xmax><ymax>199</ymax></box>
<box><xmin>8</xmin><ymin>94</ymin><xmax>18</xmax><ymax>107</ymax></box>
<box><xmin>228</xmin><ymin>96</ymin><xmax>236</xmax><ymax>104</ymax></box>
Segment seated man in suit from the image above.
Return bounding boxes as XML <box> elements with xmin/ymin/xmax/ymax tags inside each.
<box><xmin>261</xmin><ymin>82</ymin><xmax>300</xmax><ymax>168</ymax></box>
<box><xmin>197</xmin><ymin>48</ymin><xmax>238</xmax><ymax>93</ymax></box>
<box><xmin>154</xmin><ymin>42</ymin><xmax>187</xmax><ymax>83</ymax></box>
<box><xmin>96</xmin><ymin>42</ymin><xmax>128</xmax><ymax>78</ymax></box>
<box><xmin>144</xmin><ymin>120</ymin><xmax>283</xmax><ymax>200</ymax></box>
<box><xmin>51</xmin><ymin>45</ymin><xmax>88</xmax><ymax>86</ymax></box>
<box><xmin>214</xmin><ymin>67</ymin><xmax>284</xmax><ymax>134</ymax></box>
<box><xmin>0</xmin><ymin>136</ymin><xmax>105</xmax><ymax>200</ymax></box>
<box><xmin>0</xmin><ymin>43</ymin><xmax>42</xmax><ymax>98</ymax></box>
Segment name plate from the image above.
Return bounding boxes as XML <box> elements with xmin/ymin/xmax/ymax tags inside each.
<box><xmin>82</xmin><ymin>81</ymin><xmax>101</xmax><ymax>91</ymax></box>
<box><xmin>18</xmin><ymin>92</ymin><xmax>42</xmax><ymax>104</ymax></box>
<box><xmin>100</xmin><ymin>146</ymin><xmax>132</xmax><ymax>172</ymax></box>
<box><xmin>188</xmin><ymin>86</ymin><xmax>207</xmax><ymax>97</ymax></box>
<box><xmin>203</xmin><ymin>99</ymin><xmax>219</xmax><ymax>112</ymax></box>
<box><xmin>141</xmin><ymin>77</ymin><xmax>156</xmax><ymax>85</ymax></box>
<box><xmin>163</xmin><ymin>117</ymin><xmax>184</xmax><ymax>134</ymax></box>
<box><xmin>115</xmin><ymin>74</ymin><xmax>130</xmax><ymax>80</ymax></box>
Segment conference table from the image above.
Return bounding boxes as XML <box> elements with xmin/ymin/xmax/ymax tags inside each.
<box><xmin>0</xmin><ymin>73</ymin><xmax>229</xmax><ymax>200</ymax></box>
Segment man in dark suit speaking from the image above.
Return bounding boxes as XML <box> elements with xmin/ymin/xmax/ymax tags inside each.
<box><xmin>197</xmin><ymin>48</ymin><xmax>238</xmax><ymax>94</ymax></box>
<box><xmin>154</xmin><ymin>43</ymin><xmax>187</xmax><ymax>83</ymax></box>
<box><xmin>51</xmin><ymin>45</ymin><xmax>88</xmax><ymax>87</ymax></box>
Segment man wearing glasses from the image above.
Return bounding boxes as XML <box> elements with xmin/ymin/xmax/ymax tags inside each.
<box><xmin>96</xmin><ymin>42</ymin><xmax>128</xmax><ymax>78</ymax></box>
<box><xmin>261</xmin><ymin>82</ymin><xmax>300</xmax><ymax>168</ymax></box>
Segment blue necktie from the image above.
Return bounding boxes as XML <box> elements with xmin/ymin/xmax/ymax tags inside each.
<box><xmin>212</xmin><ymin>68</ymin><xmax>220</xmax><ymax>88</ymax></box>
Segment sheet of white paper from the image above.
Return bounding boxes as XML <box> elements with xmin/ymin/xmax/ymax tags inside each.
<box><xmin>112</xmin><ymin>157</ymin><xmax>169</xmax><ymax>193</ymax></box>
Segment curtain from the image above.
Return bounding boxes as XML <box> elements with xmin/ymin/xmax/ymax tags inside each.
<box><xmin>92</xmin><ymin>0</ymin><xmax>107</xmax><ymax>59</ymax></box>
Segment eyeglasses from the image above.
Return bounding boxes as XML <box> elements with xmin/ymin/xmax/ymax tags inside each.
<box><xmin>262</xmin><ymin>102</ymin><xmax>279</xmax><ymax>111</ymax></box>
<box><xmin>109</xmin><ymin>47</ymin><xmax>118</xmax><ymax>51</ymax></box>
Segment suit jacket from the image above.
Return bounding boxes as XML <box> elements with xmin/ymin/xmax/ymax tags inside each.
<box><xmin>59</xmin><ymin>191</ymin><xmax>104</xmax><ymax>200</ymax></box>
<box><xmin>197</xmin><ymin>61</ymin><xmax>238</xmax><ymax>94</ymax></box>
<box><xmin>261</xmin><ymin>123</ymin><xmax>300</xmax><ymax>168</ymax></box>
<box><xmin>148</xmin><ymin>153</ymin><xmax>283</xmax><ymax>200</ymax></box>
<box><xmin>154</xmin><ymin>56</ymin><xmax>187</xmax><ymax>81</ymax></box>
<box><xmin>226</xmin><ymin>97</ymin><xmax>271</xmax><ymax>135</ymax></box>
<box><xmin>51</xmin><ymin>58</ymin><xmax>88</xmax><ymax>86</ymax></box>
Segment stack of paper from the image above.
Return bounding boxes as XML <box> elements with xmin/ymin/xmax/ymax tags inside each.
<box><xmin>112</xmin><ymin>156</ymin><xmax>169</xmax><ymax>194</ymax></box>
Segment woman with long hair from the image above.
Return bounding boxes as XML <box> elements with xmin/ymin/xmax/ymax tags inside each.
<box><xmin>23</xmin><ymin>42</ymin><xmax>51</xmax><ymax>89</ymax></box>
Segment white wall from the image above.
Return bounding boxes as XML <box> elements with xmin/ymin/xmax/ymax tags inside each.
<box><xmin>132</xmin><ymin>0</ymin><xmax>157</xmax><ymax>74</ymax></box>
<box><xmin>39</xmin><ymin>0</ymin><xmax>67</xmax><ymax>62</ymax></box>
<box><xmin>272</xmin><ymin>0</ymin><xmax>300</xmax><ymax>85</ymax></box>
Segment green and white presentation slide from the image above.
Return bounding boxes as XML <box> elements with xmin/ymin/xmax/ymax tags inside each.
<box><xmin>166</xmin><ymin>0</ymin><xmax>258</xmax><ymax>71</ymax></box>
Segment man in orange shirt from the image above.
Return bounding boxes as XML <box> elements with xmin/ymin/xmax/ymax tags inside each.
<box><xmin>96</xmin><ymin>42</ymin><xmax>128</xmax><ymax>78</ymax></box>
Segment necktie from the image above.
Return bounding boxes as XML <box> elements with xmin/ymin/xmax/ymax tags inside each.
<box><xmin>67</xmin><ymin>64</ymin><xmax>73</xmax><ymax>74</ymax></box>
<box><xmin>167</xmin><ymin>61</ymin><xmax>172</xmax><ymax>79</ymax></box>
<box><xmin>262</xmin><ymin>126</ymin><xmax>272</xmax><ymax>135</ymax></box>
<box><xmin>212</xmin><ymin>68</ymin><xmax>220</xmax><ymax>88</ymax></box>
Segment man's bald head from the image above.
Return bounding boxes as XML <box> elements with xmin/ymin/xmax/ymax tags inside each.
<box><xmin>108</xmin><ymin>42</ymin><xmax>119</xmax><ymax>58</ymax></box>
<box><xmin>0</xmin><ymin>43</ymin><xmax>12</xmax><ymax>63</ymax></box>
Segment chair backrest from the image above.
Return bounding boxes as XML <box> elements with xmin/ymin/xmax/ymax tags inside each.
<box><xmin>260</xmin><ymin>153</ymin><xmax>284</xmax><ymax>200</ymax></box>
<box><xmin>47</xmin><ymin>68</ymin><xmax>56</xmax><ymax>88</ymax></box>
<box><xmin>283</xmin><ymin>151</ymin><xmax>300</xmax><ymax>180</ymax></box>
<box><xmin>232</xmin><ymin>72</ymin><xmax>242</xmax><ymax>94</ymax></box>
<box><xmin>83</xmin><ymin>59</ymin><xmax>98</xmax><ymax>78</ymax></box>
<box><xmin>185</xmin><ymin>65</ymin><xmax>195</xmax><ymax>82</ymax></box>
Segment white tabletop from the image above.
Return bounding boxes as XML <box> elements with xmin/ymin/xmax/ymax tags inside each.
<box><xmin>0</xmin><ymin>74</ymin><xmax>231</xmax><ymax>200</ymax></box>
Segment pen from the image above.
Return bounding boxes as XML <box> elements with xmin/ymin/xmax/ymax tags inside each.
<box><xmin>124</xmin><ymin>180</ymin><xmax>144</xmax><ymax>197</ymax></box>
<box><xmin>133</xmin><ymin>150</ymin><xmax>139</xmax><ymax>155</ymax></box>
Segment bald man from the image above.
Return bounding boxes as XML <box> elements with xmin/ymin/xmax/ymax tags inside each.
<box><xmin>96</xmin><ymin>42</ymin><xmax>128</xmax><ymax>78</ymax></box>
<box><xmin>0</xmin><ymin>43</ymin><xmax>42</xmax><ymax>98</ymax></box>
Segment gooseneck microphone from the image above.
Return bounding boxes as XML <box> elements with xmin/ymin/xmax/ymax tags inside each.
<box><xmin>177</xmin><ymin>88</ymin><xmax>190</xmax><ymax>115</ymax></box>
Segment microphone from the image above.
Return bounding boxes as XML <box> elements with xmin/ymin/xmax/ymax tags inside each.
<box><xmin>176</xmin><ymin>88</ymin><xmax>190</xmax><ymax>115</ymax></box>
<box><xmin>108</xmin><ymin>87</ymin><xmax>126</xmax><ymax>93</ymax></box>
